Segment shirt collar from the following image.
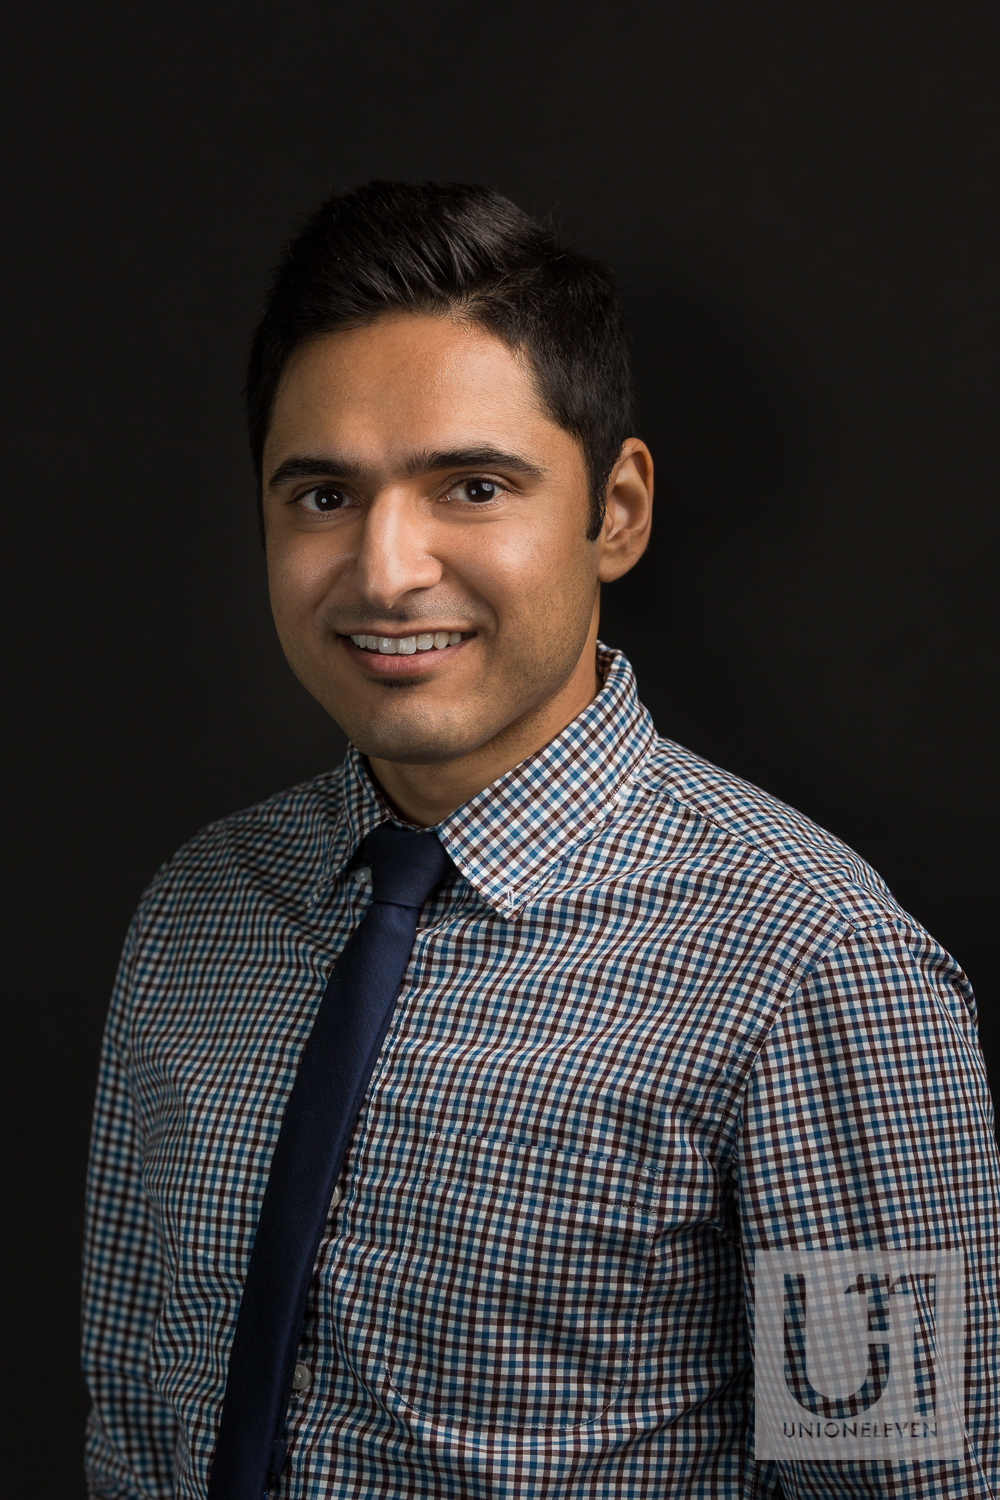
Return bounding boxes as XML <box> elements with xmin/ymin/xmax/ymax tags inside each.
<box><xmin>322</xmin><ymin>645</ymin><xmax>656</xmax><ymax>918</ymax></box>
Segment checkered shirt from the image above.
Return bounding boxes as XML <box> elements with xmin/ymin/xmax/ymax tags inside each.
<box><xmin>83</xmin><ymin>647</ymin><xmax>1000</xmax><ymax>1499</ymax></box>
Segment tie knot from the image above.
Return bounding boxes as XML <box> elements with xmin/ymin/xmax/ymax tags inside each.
<box><xmin>361</xmin><ymin>824</ymin><xmax>453</xmax><ymax>909</ymax></box>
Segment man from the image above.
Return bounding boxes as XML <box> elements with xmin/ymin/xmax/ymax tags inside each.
<box><xmin>83</xmin><ymin>181</ymin><xmax>1000</xmax><ymax>1499</ymax></box>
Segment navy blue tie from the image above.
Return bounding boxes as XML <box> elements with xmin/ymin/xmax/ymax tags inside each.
<box><xmin>208</xmin><ymin>824</ymin><xmax>453</xmax><ymax>1500</ymax></box>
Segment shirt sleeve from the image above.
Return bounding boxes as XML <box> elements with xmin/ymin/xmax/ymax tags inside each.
<box><xmin>737</xmin><ymin>918</ymin><xmax>1000</xmax><ymax>1500</ymax></box>
<box><xmin>82</xmin><ymin>914</ymin><xmax>178</xmax><ymax>1500</ymax></box>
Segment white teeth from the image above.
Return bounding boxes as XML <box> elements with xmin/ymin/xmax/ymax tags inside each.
<box><xmin>351</xmin><ymin>631</ymin><xmax>465</xmax><ymax>652</ymax></box>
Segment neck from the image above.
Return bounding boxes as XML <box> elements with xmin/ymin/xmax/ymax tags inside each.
<box><xmin>367</xmin><ymin>631</ymin><xmax>602</xmax><ymax>828</ymax></box>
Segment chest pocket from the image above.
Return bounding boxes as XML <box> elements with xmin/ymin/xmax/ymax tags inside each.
<box><xmin>383</xmin><ymin>1133</ymin><xmax>660</xmax><ymax>1429</ymax></box>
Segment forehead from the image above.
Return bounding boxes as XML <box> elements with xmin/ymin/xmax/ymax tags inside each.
<box><xmin>264</xmin><ymin>314</ymin><xmax>575</xmax><ymax>469</ymax></box>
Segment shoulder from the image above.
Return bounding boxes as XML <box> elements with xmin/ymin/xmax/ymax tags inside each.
<box><xmin>631</xmin><ymin>733</ymin><xmax>903</xmax><ymax>935</ymax></box>
<box><xmin>131</xmin><ymin>764</ymin><xmax>349</xmax><ymax>932</ymax></box>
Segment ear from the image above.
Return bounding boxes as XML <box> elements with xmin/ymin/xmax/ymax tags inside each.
<box><xmin>596</xmin><ymin>439</ymin><xmax>653</xmax><ymax>581</ymax></box>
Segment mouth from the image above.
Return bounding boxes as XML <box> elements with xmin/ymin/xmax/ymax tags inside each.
<box><xmin>348</xmin><ymin>630</ymin><xmax>466</xmax><ymax>655</ymax></box>
<box><xmin>339</xmin><ymin>629</ymin><xmax>473</xmax><ymax>676</ymax></box>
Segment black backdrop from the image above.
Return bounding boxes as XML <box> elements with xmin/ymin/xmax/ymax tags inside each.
<box><xmin>4</xmin><ymin>3</ymin><xmax>998</xmax><ymax>1491</ymax></box>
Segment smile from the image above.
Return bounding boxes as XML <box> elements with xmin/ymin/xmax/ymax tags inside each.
<box><xmin>348</xmin><ymin>632</ymin><xmax>465</xmax><ymax>655</ymax></box>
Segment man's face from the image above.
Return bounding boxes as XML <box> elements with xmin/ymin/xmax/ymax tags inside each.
<box><xmin>262</xmin><ymin>314</ymin><xmax>628</xmax><ymax>766</ymax></box>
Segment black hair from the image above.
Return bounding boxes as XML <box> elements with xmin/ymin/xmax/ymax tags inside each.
<box><xmin>246</xmin><ymin>180</ymin><xmax>636</xmax><ymax>540</ymax></box>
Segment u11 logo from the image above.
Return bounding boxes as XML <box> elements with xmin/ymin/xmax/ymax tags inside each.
<box><xmin>753</xmin><ymin>1251</ymin><xmax>965</xmax><ymax>1462</ymax></box>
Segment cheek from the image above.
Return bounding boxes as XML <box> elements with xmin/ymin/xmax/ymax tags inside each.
<box><xmin>267</xmin><ymin>536</ymin><xmax>342</xmax><ymax>621</ymax></box>
<box><xmin>453</xmin><ymin>516</ymin><xmax>593</xmax><ymax>623</ymax></box>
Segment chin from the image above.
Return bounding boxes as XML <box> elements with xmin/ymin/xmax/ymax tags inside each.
<box><xmin>345</xmin><ymin>709</ymin><xmax>485</xmax><ymax>766</ymax></box>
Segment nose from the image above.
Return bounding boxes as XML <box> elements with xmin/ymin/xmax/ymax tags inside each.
<box><xmin>352</xmin><ymin>492</ymin><xmax>443</xmax><ymax>609</ymax></box>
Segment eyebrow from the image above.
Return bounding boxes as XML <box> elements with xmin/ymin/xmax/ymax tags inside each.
<box><xmin>266</xmin><ymin>446</ymin><xmax>548</xmax><ymax>490</ymax></box>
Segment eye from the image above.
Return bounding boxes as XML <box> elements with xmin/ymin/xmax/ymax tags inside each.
<box><xmin>298</xmin><ymin>485</ymin><xmax>352</xmax><ymax>513</ymax></box>
<box><xmin>449</xmin><ymin>477</ymin><xmax>505</xmax><ymax>504</ymax></box>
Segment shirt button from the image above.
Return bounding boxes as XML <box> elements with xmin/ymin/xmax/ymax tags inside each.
<box><xmin>330</xmin><ymin>1184</ymin><xmax>343</xmax><ymax>1208</ymax></box>
<box><xmin>291</xmin><ymin>1362</ymin><xmax>312</xmax><ymax>1392</ymax></box>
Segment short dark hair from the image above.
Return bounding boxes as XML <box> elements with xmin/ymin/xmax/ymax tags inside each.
<box><xmin>246</xmin><ymin>180</ymin><xmax>636</xmax><ymax>540</ymax></box>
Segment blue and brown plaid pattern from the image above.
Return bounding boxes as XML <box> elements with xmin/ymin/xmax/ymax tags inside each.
<box><xmin>83</xmin><ymin>648</ymin><xmax>1000</xmax><ymax>1498</ymax></box>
